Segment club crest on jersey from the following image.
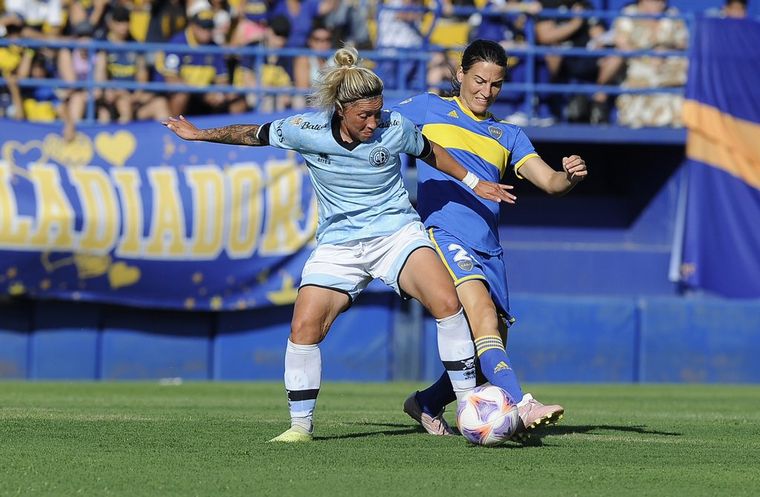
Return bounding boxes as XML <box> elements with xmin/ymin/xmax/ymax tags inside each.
<box><xmin>488</xmin><ymin>126</ymin><xmax>503</xmax><ymax>139</ymax></box>
<box><xmin>457</xmin><ymin>259</ymin><xmax>474</xmax><ymax>271</ymax></box>
<box><xmin>369</xmin><ymin>146</ymin><xmax>390</xmax><ymax>167</ymax></box>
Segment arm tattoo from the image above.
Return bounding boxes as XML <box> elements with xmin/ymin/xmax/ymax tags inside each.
<box><xmin>200</xmin><ymin>124</ymin><xmax>262</xmax><ymax>146</ymax></box>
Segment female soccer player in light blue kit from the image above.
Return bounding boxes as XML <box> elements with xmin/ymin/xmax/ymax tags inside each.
<box><xmin>394</xmin><ymin>40</ymin><xmax>588</xmax><ymax>440</ymax></box>
<box><xmin>164</xmin><ymin>46</ymin><xmax>516</xmax><ymax>442</ymax></box>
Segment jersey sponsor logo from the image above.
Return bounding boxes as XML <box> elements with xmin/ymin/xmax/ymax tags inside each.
<box><xmin>290</xmin><ymin>117</ymin><xmax>303</xmax><ymax>125</ymax></box>
<box><xmin>448</xmin><ymin>110</ymin><xmax>459</xmax><ymax>118</ymax></box>
<box><xmin>377</xmin><ymin>119</ymin><xmax>400</xmax><ymax>129</ymax></box>
<box><xmin>488</xmin><ymin>125</ymin><xmax>503</xmax><ymax>140</ymax></box>
<box><xmin>317</xmin><ymin>153</ymin><xmax>331</xmax><ymax>164</ymax></box>
<box><xmin>299</xmin><ymin>121</ymin><xmax>327</xmax><ymax>131</ymax></box>
<box><xmin>369</xmin><ymin>146</ymin><xmax>390</xmax><ymax>167</ymax></box>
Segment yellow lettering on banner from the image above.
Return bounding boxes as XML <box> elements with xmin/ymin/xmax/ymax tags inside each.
<box><xmin>112</xmin><ymin>168</ymin><xmax>144</xmax><ymax>257</ymax></box>
<box><xmin>0</xmin><ymin>165</ymin><xmax>33</xmax><ymax>247</ymax></box>
<box><xmin>68</xmin><ymin>167</ymin><xmax>119</xmax><ymax>254</ymax></box>
<box><xmin>144</xmin><ymin>168</ymin><xmax>186</xmax><ymax>256</ymax></box>
<box><xmin>226</xmin><ymin>164</ymin><xmax>264</xmax><ymax>258</ymax></box>
<box><xmin>186</xmin><ymin>166</ymin><xmax>225</xmax><ymax>258</ymax></box>
<box><xmin>260</xmin><ymin>160</ymin><xmax>312</xmax><ymax>255</ymax></box>
<box><xmin>28</xmin><ymin>164</ymin><xmax>75</xmax><ymax>249</ymax></box>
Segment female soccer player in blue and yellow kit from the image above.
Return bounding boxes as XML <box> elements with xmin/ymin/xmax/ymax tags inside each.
<box><xmin>394</xmin><ymin>39</ymin><xmax>588</xmax><ymax>439</ymax></box>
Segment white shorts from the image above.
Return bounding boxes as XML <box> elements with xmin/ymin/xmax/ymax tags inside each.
<box><xmin>300</xmin><ymin>221</ymin><xmax>434</xmax><ymax>302</ymax></box>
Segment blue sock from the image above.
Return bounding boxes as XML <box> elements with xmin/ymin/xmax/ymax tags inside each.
<box><xmin>416</xmin><ymin>372</ymin><xmax>456</xmax><ymax>416</ymax></box>
<box><xmin>474</xmin><ymin>335</ymin><xmax>523</xmax><ymax>404</ymax></box>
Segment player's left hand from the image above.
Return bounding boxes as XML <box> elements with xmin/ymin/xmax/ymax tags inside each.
<box><xmin>474</xmin><ymin>181</ymin><xmax>517</xmax><ymax>204</ymax></box>
<box><xmin>162</xmin><ymin>115</ymin><xmax>202</xmax><ymax>141</ymax></box>
<box><xmin>562</xmin><ymin>155</ymin><xmax>588</xmax><ymax>183</ymax></box>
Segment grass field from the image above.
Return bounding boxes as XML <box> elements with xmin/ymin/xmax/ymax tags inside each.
<box><xmin>1</xmin><ymin>383</ymin><xmax>758</xmax><ymax>497</ymax></box>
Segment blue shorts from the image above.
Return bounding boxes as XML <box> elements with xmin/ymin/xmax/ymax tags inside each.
<box><xmin>427</xmin><ymin>227</ymin><xmax>514</xmax><ymax>324</ymax></box>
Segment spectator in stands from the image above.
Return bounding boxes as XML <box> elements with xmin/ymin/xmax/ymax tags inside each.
<box><xmin>58</xmin><ymin>21</ymin><xmax>105</xmax><ymax>135</ymax></box>
<box><xmin>322</xmin><ymin>0</ymin><xmax>372</xmax><ymax>49</ymax></box>
<box><xmin>472</xmin><ymin>0</ymin><xmax>548</xmax><ymax>125</ymax></box>
<box><xmin>535</xmin><ymin>0</ymin><xmax>621</xmax><ymax>124</ymax></box>
<box><xmin>66</xmin><ymin>0</ymin><xmax>109</xmax><ymax>39</ymax></box>
<box><xmin>722</xmin><ymin>0</ymin><xmax>748</xmax><ymax>17</ymax></box>
<box><xmin>613</xmin><ymin>0</ymin><xmax>688</xmax><ymax>128</ymax></box>
<box><xmin>236</xmin><ymin>14</ymin><xmax>294</xmax><ymax>112</ymax></box>
<box><xmin>268</xmin><ymin>0</ymin><xmax>337</xmax><ymax>48</ymax></box>
<box><xmin>229</xmin><ymin>0</ymin><xmax>268</xmax><ymax>47</ymax></box>
<box><xmin>0</xmin><ymin>24</ymin><xmax>27</xmax><ymax>117</ymax></box>
<box><xmin>292</xmin><ymin>20</ymin><xmax>333</xmax><ymax>109</ymax></box>
<box><xmin>209</xmin><ymin>0</ymin><xmax>232</xmax><ymax>45</ymax></box>
<box><xmin>1</xmin><ymin>0</ymin><xmax>64</xmax><ymax>39</ymax></box>
<box><xmin>95</xmin><ymin>5</ymin><xmax>170</xmax><ymax>123</ymax></box>
<box><xmin>376</xmin><ymin>0</ymin><xmax>427</xmax><ymax>92</ymax></box>
<box><xmin>145</xmin><ymin>0</ymin><xmax>187</xmax><ymax>42</ymax></box>
<box><xmin>6</xmin><ymin>50</ymin><xmax>76</xmax><ymax>139</ymax></box>
<box><xmin>154</xmin><ymin>2</ymin><xmax>246</xmax><ymax>116</ymax></box>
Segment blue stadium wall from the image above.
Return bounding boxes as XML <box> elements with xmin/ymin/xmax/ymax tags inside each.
<box><xmin>2</xmin><ymin>133</ymin><xmax>758</xmax><ymax>383</ymax></box>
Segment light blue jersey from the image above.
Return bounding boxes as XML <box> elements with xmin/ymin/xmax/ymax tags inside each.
<box><xmin>265</xmin><ymin>109</ymin><xmax>429</xmax><ymax>245</ymax></box>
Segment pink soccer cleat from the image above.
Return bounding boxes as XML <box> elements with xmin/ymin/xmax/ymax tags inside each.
<box><xmin>403</xmin><ymin>392</ymin><xmax>455</xmax><ymax>436</ymax></box>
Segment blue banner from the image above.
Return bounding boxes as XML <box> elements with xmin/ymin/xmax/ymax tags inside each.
<box><xmin>681</xmin><ymin>17</ymin><xmax>760</xmax><ymax>298</ymax></box>
<box><xmin>0</xmin><ymin>113</ymin><xmax>320</xmax><ymax>310</ymax></box>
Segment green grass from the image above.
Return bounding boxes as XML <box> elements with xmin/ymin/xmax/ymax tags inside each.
<box><xmin>1</xmin><ymin>383</ymin><xmax>759</xmax><ymax>497</ymax></box>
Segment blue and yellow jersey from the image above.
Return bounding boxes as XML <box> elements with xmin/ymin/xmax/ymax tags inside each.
<box><xmin>394</xmin><ymin>92</ymin><xmax>539</xmax><ymax>255</ymax></box>
<box><xmin>154</xmin><ymin>29</ymin><xmax>227</xmax><ymax>86</ymax></box>
<box><xmin>104</xmin><ymin>38</ymin><xmax>141</xmax><ymax>81</ymax></box>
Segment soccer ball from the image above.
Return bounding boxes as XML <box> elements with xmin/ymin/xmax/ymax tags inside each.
<box><xmin>456</xmin><ymin>385</ymin><xmax>519</xmax><ymax>446</ymax></box>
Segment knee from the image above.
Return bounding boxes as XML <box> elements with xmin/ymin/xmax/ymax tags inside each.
<box><xmin>290</xmin><ymin>316</ymin><xmax>324</xmax><ymax>345</ymax></box>
<box><xmin>431</xmin><ymin>291</ymin><xmax>462</xmax><ymax>320</ymax></box>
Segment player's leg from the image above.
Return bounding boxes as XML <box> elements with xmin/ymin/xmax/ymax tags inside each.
<box><xmin>269</xmin><ymin>285</ymin><xmax>350</xmax><ymax>443</ymax></box>
<box><xmin>270</xmin><ymin>244</ymin><xmax>365</xmax><ymax>443</ymax></box>
<box><xmin>499</xmin><ymin>317</ymin><xmax>565</xmax><ymax>437</ymax></box>
<box><xmin>397</xmin><ymin>247</ymin><xmax>476</xmax><ymax>407</ymax></box>
<box><xmin>457</xmin><ymin>280</ymin><xmax>523</xmax><ymax>404</ymax></box>
<box><xmin>369</xmin><ymin>222</ymin><xmax>476</xmax><ymax>411</ymax></box>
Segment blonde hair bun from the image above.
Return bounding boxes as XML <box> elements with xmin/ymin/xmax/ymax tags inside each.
<box><xmin>333</xmin><ymin>47</ymin><xmax>359</xmax><ymax>68</ymax></box>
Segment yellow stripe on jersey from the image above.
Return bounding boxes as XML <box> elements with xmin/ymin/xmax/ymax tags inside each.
<box><xmin>428</xmin><ymin>228</ymin><xmax>456</xmax><ymax>281</ymax></box>
<box><xmin>422</xmin><ymin>123</ymin><xmax>509</xmax><ymax>177</ymax></box>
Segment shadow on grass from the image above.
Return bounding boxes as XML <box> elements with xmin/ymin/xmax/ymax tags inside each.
<box><xmin>315</xmin><ymin>422</ymin><xmax>420</xmax><ymax>440</ymax></box>
<box><xmin>546</xmin><ymin>424</ymin><xmax>681</xmax><ymax>437</ymax></box>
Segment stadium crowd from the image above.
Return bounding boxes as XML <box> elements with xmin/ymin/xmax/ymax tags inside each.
<box><xmin>0</xmin><ymin>0</ymin><xmax>750</xmax><ymax>135</ymax></box>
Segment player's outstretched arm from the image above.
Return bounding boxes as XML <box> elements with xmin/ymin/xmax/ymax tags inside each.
<box><xmin>162</xmin><ymin>115</ymin><xmax>265</xmax><ymax>146</ymax></box>
<box><xmin>423</xmin><ymin>140</ymin><xmax>517</xmax><ymax>204</ymax></box>
<box><xmin>519</xmin><ymin>155</ymin><xmax>588</xmax><ymax>196</ymax></box>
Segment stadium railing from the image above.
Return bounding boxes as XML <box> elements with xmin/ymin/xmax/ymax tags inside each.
<box><xmin>0</xmin><ymin>7</ymin><xmax>693</xmax><ymax>125</ymax></box>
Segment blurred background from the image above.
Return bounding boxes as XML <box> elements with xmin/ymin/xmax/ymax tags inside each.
<box><xmin>0</xmin><ymin>0</ymin><xmax>758</xmax><ymax>383</ymax></box>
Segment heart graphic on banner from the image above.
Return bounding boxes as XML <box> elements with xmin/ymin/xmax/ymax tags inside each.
<box><xmin>95</xmin><ymin>131</ymin><xmax>136</xmax><ymax>167</ymax></box>
<box><xmin>108</xmin><ymin>262</ymin><xmax>141</xmax><ymax>289</ymax></box>
<box><xmin>43</xmin><ymin>133</ymin><xmax>93</xmax><ymax>168</ymax></box>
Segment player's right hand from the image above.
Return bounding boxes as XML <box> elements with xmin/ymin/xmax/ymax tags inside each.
<box><xmin>474</xmin><ymin>181</ymin><xmax>517</xmax><ymax>204</ymax></box>
<box><xmin>162</xmin><ymin>115</ymin><xmax>201</xmax><ymax>141</ymax></box>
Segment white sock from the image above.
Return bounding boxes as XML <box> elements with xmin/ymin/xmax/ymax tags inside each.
<box><xmin>436</xmin><ymin>308</ymin><xmax>476</xmax><ymax>405</ymax></box>
<box><xmin>284</xmin><ymin>339</ymin><xmax>321</xmax><ymax>433</ymax></box>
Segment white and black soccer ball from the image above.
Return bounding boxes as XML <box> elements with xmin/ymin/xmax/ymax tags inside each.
<box><xmin>456</xmin><ymin>385</ymin><xmax>519</xmax><ymax>446</ymax></box>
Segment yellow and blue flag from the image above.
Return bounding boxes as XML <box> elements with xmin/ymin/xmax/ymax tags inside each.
<box><xmin>681</xmin><ymin>16</ymin><xmax>760</xmax><ymax>298</ymax></box>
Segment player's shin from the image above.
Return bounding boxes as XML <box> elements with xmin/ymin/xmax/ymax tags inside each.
<box><xmin>436</xmin><ymin>308</ymin><xmax>476</xmax><ymax>405</ymax></box>
<box><xmin>473</xmin><ymin>335</ymin><xmax>523</xmax><ymax>404</ymax></box>
<box><xmin>284</xmin><ymin>339</ymin><xmax>321</xmax><ymax>433</ymax></box>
